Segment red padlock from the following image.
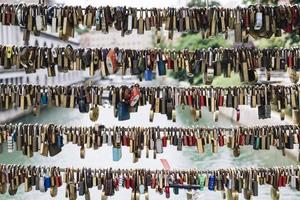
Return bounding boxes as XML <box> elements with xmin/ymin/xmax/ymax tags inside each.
<box><xmin>5</xmin><ymin>10</ymin><xmax>11</xmax><ymax>25</ymax></box>
<box><xmin>55</xmin><ymin>175</ymin><xmax>62</xmax><ymax>187</ymax></box>
<box><xmin>165</xmin><ymin>186</ymin><xmax>170</xmax><ymax>198</ymax></box>
<box><xmin>187</xmin><ymin>92</ymin><xmax>193</xmax><ymax>106</ymax></box>
<box><xmin>287</xmin><ymin>52</ymin><xmax>294</xmax><ymax>68</ymax></box>
<box><xmin>126</xmin><ymin>137</ymin><xmax>131</xmax><ymax>147</ymax></box>
<box><xmin>122</xmin><ymin>134</ymin><xmax>128</xmax><ymax>146</ymax></box>
<box><xmin>200</xmin><ymin>95</ymin><xmax>205</xmax><ymax>107</ymax></box>
<box><xmin>125</xmin><ymin>177</ymin><xmax>131</xmax><ymax>189</ymax></box>
<box><xmin>130</xmin><ymin>177</ymin><xmax>135</xmax><ymax>189</ymax></box>
<box><xmin>219</xmin><ymin>133</ymin><xmax>225</xmax><ymax>147</ymax></box>
<box><xmin>106</xmin><ymin>48</ymin><xmax>117</xmax><ymax>74</ymax></box>
<box><xmin>151</xmin><ymin>176</ymin><xmax>156</xmax><ymax>189</ymax></box>
<box><xmin>239</xmin><ymin>132</ymin><xmax>244</xmax><ymax>146</ymax></box>
<box><xmin>284</xmin><ymin>24</ymin><xmax>293</xmax><ymax>33</ymax></box>
<box><xmin>291</xmin><ymin>6</ymin><xmax>298</xmax><ymax>26</ymax></box>
<box><xmin>219</xmin><ymin>95</ymin><xmax>224</xmax><ymax>107</ymax></box>
<box><xmin>277</xmin><ymin>174</ymin><xmax>285</xmax><ymax>187</ymax></box>
<box><xmin>179</xmin><ymin>176</ymin><xmax>184</xmax><ymax>185</ymax></box>
<box><xmin>192</xmin><ymin>135</ymin><xmax>197</xmax><ymax>146</ymax></box>
<box><xmin>167</xmin><ymin>57</ymin><xmax>174</xmax><ymax>70</ymax></box>
<box><xmin>281</xmin><ymin>175</ymin><xmax>287</xmax><ymax>187</ymax></box>
<box><xmin>162</xmin><ymin>135</ymin><xmax>167</xmax><ymax>147</ymax></box>
<box><xmin>113</xmin><ymin>178</ymin><xmax>119</xmax><ymax>190</ymax></box>
<box><xmin>243</xmin><ymin>9</ymin><xmax>249</xmax><ymax>28</ymax></box>
<box><xmin>183</xmin><ymin>134</ymin><xmax>188</xmax><ymax>146</ymax></box>
<box><xmin>129</xmin><ymin>85</ymin><xmax>140</xmax><ymax>107</ymax></box>
<box><xmin>188</xmin><ymin>135</ymin><xmax>193</xmax><ymax>146</ymax></box>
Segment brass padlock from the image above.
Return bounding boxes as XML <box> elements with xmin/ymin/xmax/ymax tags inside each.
<box><xmin>89</xmin><ymin>105</ymin><xmax>99</xmax><ymax>122</ymax></box>
<box><xmin>288</xmin><ymin>67</ymin><xmax>299</xmax><ymax>84</ymax></box>
<box><xmin>271</xmin><ymin>186</ymin><xmax>280</xmax><ymax>200</ymax></box>
<box><xmin>204</xmin><ymin>67</ymin><xmax>214</xmax><ymax>85</ymax></box>
<box><xmin>292</xmin><ymin>109</ymin><xmax>300</xmax><ymax>124</ymax></box>
<box><xmin>80</xmin><ymin>146</ymin><xmax>85</xmax><ymax>159</ymax></box>
<box><xmin>233</xmin><ymin>146</ymin><xmax>240</xmax><ymax>157</ymax></box>
<box><xmin>40</xmin><ymin>142</ymin><xmax>49</xmax><ymax>157</ymax></box>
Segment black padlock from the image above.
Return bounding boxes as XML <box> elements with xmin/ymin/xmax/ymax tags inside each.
<box><xmin>86</xmin><ymin>169</ymin><xmax>93</xmax><ymax>188</ymax></box>
<box><xmin>78</xmin><ymin>97</ymin><xmax>89</xmax><ymax>113</ymax></box>
<box><xmin>252</xmin><ymin>180</ymin><xmax>258</xmax><ymax>196</ymax></box>
<box><xmin>82</xmin><ymin>49</ymin><xmax>91</xmax><ymax>69</ymax></box>
<box><xmin>166</xmin><ymin>99</ymin><xmax>173</xmax><ymax>120</ymax></box>
<box><xmin>285</xmin><ymin>132</ymin><xmax>294</xmax><ymax>149</ymax></box>
<box><xmin>78</xmin><ymin>181</ymin><xmax>85</xmax><ymax>196</ymax></box>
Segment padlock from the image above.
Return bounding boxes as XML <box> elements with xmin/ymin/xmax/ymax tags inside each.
<box><xmin>144</xmin><ymin>68</ymin><xmax>153</xmax><ymax>81</ymax></box>
<box><xmin>118</xmin><ymin>102</ymin><xmax>130</xmax><ymax>121</ymax></box>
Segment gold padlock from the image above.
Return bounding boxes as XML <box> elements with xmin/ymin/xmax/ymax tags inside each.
<box><xmin>6</xmin><ymin>46</ymin><xmax>12</xmax><ymax>59</ymax></box>
<box><xmin>40</xmin><ymin>142</ymin><xmax>49</xmax><ymax>157</ymax></box>
<box><xmin>243</xmin><ymin>189</ymin><xmax>252</xmax><ymax>200</ymax></box>
<box><xmin>213</xmin><ymin>111</ymin><xmax>219</xmax><ymax>122</ymax></box>
<box><xmin>89</xmin><ymin>105</ymin><xmax>99</xmax><ymax>122</ymax></box>
<box><xmin>50</xmin><ymin>186</ymin><xmax>58</xmax><ymax>197</ymax></box>
<box><xmin>226</xmin><ymin>189</ymin><xmax>233</xmax><ymax>200</ymax></box>
<box><xmin>271</xmin><ymin>186</ymin><xmax>280</xmax><ymax>200</ymax></box>
<box><xmin>80</xmin><ymin>146</ymin><xmax>85</xmax><ymax>159</ymax></box>
<box><xmin>204</xmin><ymin>67</ymin><xmax>214</xmax><ymax>85</ymax></box>
<box><xmin>149</xmin><ymin>109</ymin><xmax>154</xmax><ymax>122</ymax></box>
<box><xmin>172</xmin><ymin>109</ymin><xmax>176</xmax><ymax>122</ymax></box>
<box><xmin>232</xmin><ymin>190</ymin><xmax>239</xmax><ymax>200</ymax></box>
<box><xmin>292</xmin><ymin>109</ymin><xmax>300</xmax><ymax>124</ymax></box>
<box><xmin>233</xmin><ymin>146</ymin><xmax>240</xmax><ymax>157</ymax></box>
<box><xmin>288</xmin><ymin>67</ymin><xmax>299</xmax><ymax>84</ymax></box>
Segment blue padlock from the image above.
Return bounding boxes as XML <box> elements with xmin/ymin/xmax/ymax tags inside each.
<box><xmin>253</xmin><ymin>135</ymin><xmax>259</xmax><ymax>150</ymax></box>
<box><xmin>157</xmin><ymin>59</ymin><xmax>166</xmax><ymax>76</ymax></box>
<box><xmin>78</xmin><ymin>98</ymin><xmax>89</xmax><ymax>113</ymax></box>
<box><xmin>118</xmin><ymin>102</ymin><xmax>130</xmax><ymax>121</ymax></box>
<box><xmin>112</xmin><ymin>147</ymin><xmax>122</xmax><ymax>161</ymax></box>
<box><xmin>255</xmin><ymin>136</ymin><xmax>260</xmax><ymax>150</ymax></box>
<box><xmin>44</xmin><ymin>175</ymin><xmax>51</xmax><ymax>189</ymax></box>
<box><xmin>56</xmin><ymin>134</ymin><xmax>64</xmax><ymax>147</ymax></box>
<box><xmin>208</xmin><ymin>175</ymin><xmax>215</xmax><ymax>191</ymax></box>
<box><xmin>139</xmin><ymin>184</ymin><xmax>145</xmax><ymax>194</ymax></box>
<box><xmin>144</xmin><ymin>68</ymin><xmax>153</xmax><ymax>81</ymax></box>
<box><xmin>40</xmin><ymin>94</ymin><xmax>48</xmax><ymax>105</ymax></box>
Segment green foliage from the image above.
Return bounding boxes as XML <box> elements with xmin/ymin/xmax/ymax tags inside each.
<box><xmin>75</xmin><ymin>27</ymin><xmax>89</xmax><ymax>35</ymax></box>
<box><xmin>242</xmin><ymin>0</ymin><xmax>278</xmax><ymax>5</ymax></box>
<box><xmin>167</xmin><ymin>32</ymin><xmax>234</xmax><ymax>85</ymax></box>
<box><xmin>211</xmin><ymin>73</ymin><xmax>242</xmax><ymax>87</ymax></box>
<box><xmin>254</xmin><ymin>36</ymin><xmax>286</xmax><ymax>48</ymax></box>
<box><xmin>291</xmin><ymin>0</ymin><xmax>300</xmax><ymax>3</ymax></box>
<box><xmin>173</xmin><ymin>33</ymin><xmax>230</xmax><ymax>51</ymax></box>
<box><xmin>243</xmin><ymin>0</ymin><xmax>300</xmax><ymax>4</ymax></box>
<box><xmin>187</xmin><ymin>0</ymin><xmax>220</xmax><ymax>7</ymax></box>
<box><xmin>167</xmin><ymin>69</ymin><xmax>242</xmax><ymax>86</ymax></box>
<box><xmin>161</xmin><ymin>0</ymin><xmax>241</xmax><ymax>86</ymax></box>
